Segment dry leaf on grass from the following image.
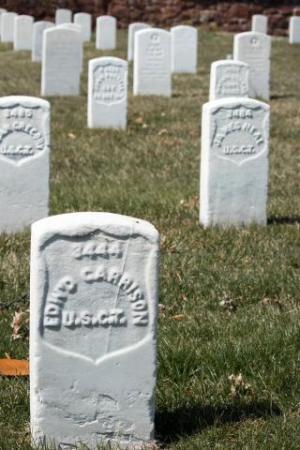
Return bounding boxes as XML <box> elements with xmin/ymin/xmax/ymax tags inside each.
<box><xmin>171</xmin><ymin>314</ymin><xmax>185</xmax><ymax>321</ymax></box>
<box><xmin>0</xmin><ymin>359</ymin><xmax>29</xmax><ymax>376</ymax></box>
<box><xmin>11</xmin><ymin>310</ymin><xmax>29</xmax><ymax>341</ymax></box>
<box><xmin>68</xmin><ymin>132</ymin><xmax>76</xmax><ymax>139</ymax></box>
<box><xmin>228</xmin><ymin>373</ymin><xmax>252</xmax><ymax>399</ymax></box>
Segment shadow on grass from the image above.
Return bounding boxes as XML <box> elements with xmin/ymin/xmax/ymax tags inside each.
<box><xmin>270</xmin><ymin>94</ymin><xmax>294</xmax><ymax>100</ymax></box>
<box><xmin>268</xmin><ymin>215</ymin><xmax>300</xmax><ymax>225</ymax></box>
<box><xmin>156</xmin><ymin>401</ymin><xmax>281</xmax><ymax>445</ymax></box>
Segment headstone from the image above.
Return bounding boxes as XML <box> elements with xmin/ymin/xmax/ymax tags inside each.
<box><xmin>96</xmin><ymin>16</ymin><xmax>117</xmax><ymax>50</ymax></box>
<box><xmin>13</xmin><ymin>15</ymin><xmax>34</xmax><ymax>51</ymax></box>
<box><xmin>1</xmin><ymin>12</ymin><xmax>17</xmax><ymax>43</ymax></box>
<box><xmin>88</xmin><ymin>57</ymin><xmax>128</xmax><ymax>129</ymax></box>
<box><xmin>251</xmin><ymin>15</ymin><xmax>268</xmax><ymax>34</ymax></box>
<box><xmin>134</xmin><ymin>28</ymin><xmax>171</xmax><ymax>97</ymax></box>
<box><xmin>74</xmin><ymin>12</ymin><xmax>91</xmax><ymax>42</ymax></box>
<box><xmin>57</xmin><ymin>23</ymin><xmax>84</xmax><ymax>72</ymax></box>
<box><xmin>55</xmin><ymin>8</ymin><xmax>72</xmax><ymax>25</ymax></box>
<box><xmin>289</xmin><ymin>17</ymin><xmax>300</xmax><ymax>44</ymax></box>
<box><xmin>233</xmin><ymin>32</ymin><xmax>271</xmax><ymax>100</ymax></box>
<box><xmin>0</xmin><ymin>96</ymin><xmax>50</xmax><ymax>233</ymax></box>
<box><xmin>42</xmin><ymin>27</ymin><xmax>82</xmax><ymax>96</ymax></box>
<box><xmin>127</xmin><ymin>22</ymin><xmax>151</xmax><ymax>61</ymax></box>
<box><xmin>209</xmin><ymin>60</ymin><xmax>249</xmax><ymax>101</ymax></box>
<box><xmin>30</xmin><ymin>212</ymin><xmax>159</xmax><ymax>449</ymax></box>
<box><xmin>32</xmin><ymin>21</ymin><xmax>53</xmax><ymax>62</ymax></box>
<box><xmin>200</xmin><ymin>97</ymin><xmax>270</xmax><ymax>227</ymax></box>
<box><xmin>171</xmin><ymin>25</ymin><xmax>198</xmax><ymax>73</ymax></box>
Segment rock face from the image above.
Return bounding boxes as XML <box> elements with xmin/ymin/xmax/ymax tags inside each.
<box><xmin>1</xmin><ymin>1</ymin><xmax>299</xmax><ymax>35</ymax></box>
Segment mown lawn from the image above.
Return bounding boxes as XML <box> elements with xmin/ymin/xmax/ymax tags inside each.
<box><xmin>0</xmin><ymin>29</ymin><xmax>300</xmax><ymax>450</ymax></box>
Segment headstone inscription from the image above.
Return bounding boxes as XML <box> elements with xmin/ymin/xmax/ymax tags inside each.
<box><xmin>30</xmin><ymin>212</ymin><xmax>159</xmax><ymax>449</ymax></box>
<box><xmin>74</xmin><ymin>12</ymin><xmax>91</xmax><ymax>42</ymax></box>
<box><xmin>88</xmin><ymin>57</ymin><xmax>128</xmax><ymax>129</ymax></box>
<box><xmin>134</xmin><ymin>28</ymin><xmax>171</xmax><ymax>97</ymax></box>
<box><xmin>171</xmin><ymin>25</ymin><xmax>198</xmax><ymax>74</ymax></box>
<box><xmin>55</xmin><ymin>8</ymin><xmax>72</xmax><ymax>25</ymax></box>
<box><xmin>42</xmin><ymin>27</ymin><xmax>81</xmax><ymax>96</ymax></box>
<box><xmin>251</xmin><ymin>15</ymin><xmax>268</xmax><ymax>34</ymax></box>
<box><xmin>209</xmin><ymin>60</ymin><xmax>249</xmax><ymax>101</ymax></box>
<box><xmin>13</xmin><ymin>15</ymin><xmax>33</xmax><ymax>51</ymax></box>
<box><xmin>96</xmin><ymin>16</ymin><xmax>117</xmax><ymax>50</ymax></box>
<box><xmin>200</xmin><ymin>97</ymin><xmax>270</xmax><ymax>227</ymax></box>
<box><xmin>1</xmin><ymin>12</ymin><xmax>17</xmax><ymax>43</ymax></box>
<box><xmin>32</xmin><ymin>21</ymin><xmax>53</xmax><ymax>62</ymax></box>
<box><xmin>0</xmin><ymin>96</ymin><xmax>50</xmax><ymax>233</ymax></box>
<box><xmin>289</xmin><ymin>17</ymin><xmax>300</xmax><ymax>44</ymax></box>
<box><xmin>127</xmin><ymin>22</ymin><xmax>151</xmax><ymax>61</ymax></box>
<box><xmin>233</xmin><ymin>32</ymin><xmax>271</xmax><ymax>101</ymax></box>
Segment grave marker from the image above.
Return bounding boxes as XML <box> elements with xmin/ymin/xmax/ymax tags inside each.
<box><xmin>171</xmin><ymin>25</ymin><xmax>198</xmax><ymax>73</ymax></box>
<box><xmin>289</xmin><ymin>17</ymin><xmax>300</xmax><ymax>44</ymax></box>
<box><xmin>55</xmin><ymin>8</ymin><xmax>72</xmax><ymax>25</ymax></box>
<box><xmin>209</xmin><ymin>60</ymin><xmax>249</xmax><ymax>101</ymax></box>
<box><xmin>251</xmin><ymin>15</ymin><xmax>268</xmax><ymax>34</ymax></box>
<box><xmin>42</xmin><ymin>27</ymin><xmax>82</xmax><ymax>96</ymax></box>
<box><xmin>88</xmin><ymin>57</ymin><xmax>128</xmax><ymax>129</ymax></box>
<box><xmin>14</xmin><ymin>15</ymin><xmax>33</xmax><ymax>51</ymax></box>
<box><xmin>200</xmin><ymin>97</ymin><xmax>270</xmax><ymax>227</ymax></box>
<box><xmin>30</xmin><ymin>212</ymin><xmax>159</xmax><ymax>449</ymax></box>
<box><xmin>96</xmin><ymin>16</ymin><xmax>116</xmax><ymax>50</ymax></box>
<box><xmin>0</xmin><ymin>96</ymin><xmax>50</xmax><ymax>233</ymax></box>
<box><xmin>233</xmin><ymin>32</ymin><xmax>271</xmax><ymax>100</ymax></box>
<box><xmin>74</xmin><ymin>12</ymin><xmax>91</xmax><ymax>42</ymax></box>
<box><xmin>127</xmin><ymin>22</ymin><xmax>151</xmax><ymax>61</ymax></box>
<box><xmin>1</xmin><ymin>12</ymin><xmax>17</xmax><ymax>43</ymax></box>
<box><xmin>134</xmin><ymin>28</ymin><xmax>171</xmax><ymax>97</ymax></box>
<box><xmin>32</xmin><ymin>21</ymin><xmax>53</xmax><ymax>62</ymax></box>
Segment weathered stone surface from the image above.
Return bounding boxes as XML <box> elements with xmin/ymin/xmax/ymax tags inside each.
<box><xmin>200</xmin><ymin>97</ymin><xmax>270</xmax><ymax>227</ymax></box>
<box><xmin>32</xmin><ymin>21</ymin><xmax>54</xmax><ymax>63</ymax></box>
<box><xmin>0</xmin><ymin>96</ymin><xmax>50</xmax><ymax>233</ymax></box>
<box><xmin>127</xmin><ymin>22</ymin><xmax>151</xmax><ymax>61</ymax></box>
<box><xmin>74</xmin><ymin>12</ymin><xmax>91</xmax><ymax>42</ymax></box>
<box><xmin>96</xmin><ymin>15</ymin><xmax>117</xmax><ymax>50</ymax></box>
<box><xmin>209</xmin><ymin>60</ymin><xmax>249</xmax><ymax>101</ymax></box>
<box><xmin>171</xmin><ymin>25</ymin><xmax>197</xmax><ymax>74</ymax></box>
<box><xmin>30</xmin><ymin>212</ymin><xmax>159</xmax><ymax>449</ymax></box>
<box><xmin>289</xmin><ymin>16</ymin><xmax>300</xmax><ymax>43</ymax></box>
<box><xmin>13</xmin><ymin>15</ymin><xmax>33</xmax><ymax>51</ymax></box>
<box><xmin>1</xmin><ymin>12</ymin><xmax>17</xmax><ymax>43</ymax></box>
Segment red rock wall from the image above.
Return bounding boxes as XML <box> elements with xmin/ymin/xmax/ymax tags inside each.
<box><xmin>0</xmin><ymin>0</ymin><xmax>298</xmax><ymax>35</ymax></box>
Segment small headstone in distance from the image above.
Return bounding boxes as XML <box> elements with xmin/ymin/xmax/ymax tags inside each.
<box><xmin>1</xmin><ymin>12</ymin><xmax>18</xmax><ymax>43</ymax></box>
<box><xmin>0</xmin><ymin>96</ymin><xmax>50</xmax><ymax>233</ymax></box>
<box><xmin>14</xmin><ymin>15</ymin><xmax>34</xmax><ymax>51</ymax></box>
<box><xmin>134</xmin><ymin>28</ymin><xmax>171</xmax><ymax>96</ymax></box>
<box><xmin>30</xmin><ymin>212</ymin><xmax>159</xmax><ymax>449</ymax></box>
<box><xmin>171</xmin><ymin>25</ymin><xmax>198</xmax><ymax>74</ymax></box>
<box><xmin>32</xmin><ymin>21</ymin><xmax>53</xmax><ymax>63</ymax></box>
<box><xmin>209</xmin><ymin>60</ymin><xmax>249</xmax><ymax>101</ymax></box>
<box><xmin>96</xmin><ymin>15</ymin><xmax>117</xmax><ymax>50</ymax></box>
<box><xmin>289</xmin><ymin>17</ymin><xmax>300</xmax><ymax>44</ymax></box>
<box><xmin>200</xmin><ymin>97</ymin><xmax>270</xmax><ymax>227</ymax></box>
<box><xmin>55</xmin><ymin>8</ymin><xmax>72</xmax><ymax>25</ymax></box>
<box><xmin>127</xmin><ymin>22</ymin><xmax>151</xmax><ymax>61</ymax></box>
<box><xmin>88</xmin><ymin>57</ymin><xmax>128</xmax><ymax>129</ymax></box>
<box><xmin>251</xmin><ymin>15</ymin><xmax>268</xmax><ymax>34</ymax></box>
<box><xmin>74</xmin><ymin>12</ymin><xmax>91</xmax><ymax>42</ymax></box>
<box><xmin>233</xmin><ymin>31</ymin><xmax>271</xmax><ymax>101</ymax></box>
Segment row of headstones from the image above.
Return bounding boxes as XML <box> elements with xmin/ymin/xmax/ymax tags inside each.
<box><xmin>252</xmin><ymin>13</ymin><xmax>300</xmax><ymax>43</ymax></box>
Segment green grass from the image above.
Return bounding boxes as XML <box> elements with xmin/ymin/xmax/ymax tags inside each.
<box><xmin>0</xmin><ymin>29</ymin><xmax>300</xmax><ymax>449</ymax></box>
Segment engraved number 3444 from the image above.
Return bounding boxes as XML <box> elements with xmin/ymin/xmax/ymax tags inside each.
<box><xmin>72</xmin><ymin>240</ymin><xmax>123</xmax><ymax>260</ymax></box>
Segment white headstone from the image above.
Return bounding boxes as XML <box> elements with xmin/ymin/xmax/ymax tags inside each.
<box><xmin>134</xmin><ymin>28</ymin><xmax>171</xmax><ymax>97</ymax></box>
<box><xmin>13</xmin><ymin>15</ymin><xmax>33</xmax><ymax>51</ymax></box>
<box><xmin>55</xmin><ymin>8</ymin><xmax>72</xmax><ymax>25</ymax></box>
<box><xmin>251</xmin><ymin>15</ymin><xmax>268</xmax><ymax>34</ymax></box>
<box><xmin>74</xmin><ymin>12</ymin><xmax>91</xmax><ymax>42</ymax></box>
<box><xmin>0</xmin><ymin>96</ymin><xmax>50</xmax><ymax>233</ymax></box>
<box><xmin>42</xmin><ymin>27</ymin><xmax>82</xmax><ymax>96</ymax></box>
<box><xmin>200</xmin><ymin>97</ymin><xmax>270</xmax><ymax>227</ymax></box>
<box><xmin>96</xmin><ymin>15</ymin><xmax>117</xmax><ymax>50</ymax></box>
<box><xmin>1</xmin><ymin>12</ymin><xmax>17</xmax><ymax>43</ymax></box>
<box><xmin>30</xmin><ymin>212</ymin><xmax>159</xmax><ymax>449</ymax></box>
<box><xmin>88</xmin><ymin>57</ymin><xmax>128</xmax><ymax>129</ymax></box>
<box><xmin>127</xmin><ymin>22</ymin><xmax>151</xmax><ymax>61</ymax></box>
<box><xmin>56</xmin><ymin>23</ymin><xmax>84</xmax><ymax>72</ymax></box>
<box><xmin>32</xmin><ymin>21</ymin><xmax>53</xmax><ymax>62</ymax></box>
<box><xmin>233</xmin><ymin>32</ymin><xmax>271</xmax><ymax>100</ymax></box>
<box><xmin>289</xmin><ymin>16</ymin><xmax>300</xmax><ymax>43</ymax></box>
<box><xmin>209</xmin><ymin>60</ymin><xmax>249</xmax><ymax>101</ymax></box>
<box><xmin>171</xmin><ymin>25</ymin><xmax>198</xmax><ymax>73</ymax></box>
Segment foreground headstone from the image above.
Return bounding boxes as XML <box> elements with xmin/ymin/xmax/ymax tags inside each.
<box><xmin>30</xmin><ymin>212</ymin><xmax>159</xmax><ymax>449</ymax></box>
<box><xmin>289</xmin><ymin>17</ymin><xmax>300</xmax><ymax>43</ymax></box>
<box><xmin>127</xmin><ymin>22</ymin><xmax>151</xmax><ymax>61</ymax></box>
<box><xmin>13</xmin><ymin>15</ymin><xmax>33</xmax><ymax>51</ymax></box>
<box><xmin>134</xmin><ymin>28</ymin><xmax>171</xmax><ymax>96</ymax></box>
<box><xmin>32</xmin><ymin>21</ymin><xmax>53</xmax><ymax>62</ymax></box>
<box><xmin>233</xmin><ymin>32</ymin><xmax>271</xmax><ymax>100</ymax></box>
<box><xmin>1</xmin><ymin>12</ymin><xmax>17</xmax><ymax>43</ymax></box>
<box><xmin>42</xmin><ymin>27</ymin><xmax>81</xmax><ymax>96</ymax></box>
<box><xmin>200</xmin><ymin>97</ymin><xmax>270</xmax><ymax>227</ymax></box>
<box><xmin>96</xmin><ymin>15</ymin><xmax>116</xmax><ymax>50</ymax></box>
<box><xmin>88</xmin><ymin>57</ymin><xmax>128</xmax><ymax>129</ymax></box>
<box><xmin>209</xmin><ymin>60</ymin><xmax>249</xmax><ymax>101</ymax></box>
<box><xmin>55</xmin><ymin>8</ymin><xmax>72</xmax><ymax>25</ymax></box>
<box><xmin>251</xmin><ymin>15</ymin><xmax>268</xmax><ymax>34</ymax></box>
<box><xmin>0</xmin><ymin>96</ymin><xmax>50</xmax><ymax>233</ymax></box>
<box><xmin>74</xmin><ymin>12</ymin><xmax>91</xmax><ymax>42</ymax></box>
<box><xmin>171</xmin><ymin>25</ymin><xmax>197</xmax><ymax>73</ymax></box>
